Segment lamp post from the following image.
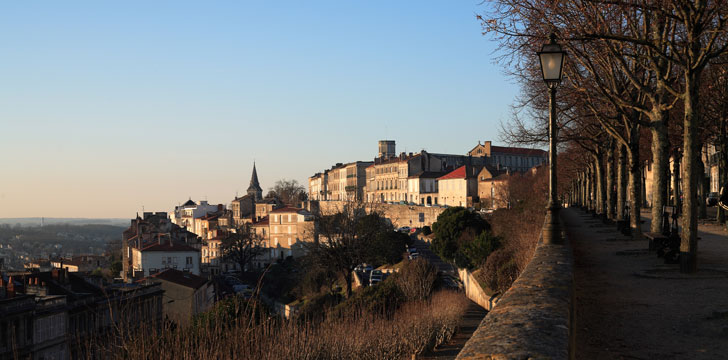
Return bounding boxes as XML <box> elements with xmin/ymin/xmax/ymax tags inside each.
<box><xmin>538</xmin><ymin>33</ymin><xmax>566</xmax><ymax>244</ymax></box>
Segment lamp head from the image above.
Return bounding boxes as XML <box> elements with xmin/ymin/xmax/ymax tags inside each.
<box><xmin>537</xmin><ymin>33</ymin><xmax>566</xmax><ymax>87</ymax></box>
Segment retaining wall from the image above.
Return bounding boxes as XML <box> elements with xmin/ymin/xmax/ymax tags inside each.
<box><xmin>458</xmin><ymin>268</ymin><xmax>499</xmax><ymax>311</ymax></box>
<box><xmin>456</xmin><ymin>236</ymin><xmax>574</xmax><ymax>359</ymax></box>
<box><xmin>316</xmin><ymin>201</ymin><xmax>445</xmax><ymax>228</ymax></box>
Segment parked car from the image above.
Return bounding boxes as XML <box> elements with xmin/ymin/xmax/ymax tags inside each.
<box><xmin>398</xmin><ymin>226</ymin><xmax>411</xmax><ymax>233</ymax></box>
<box><xmin>707</xmin><ymin>192</ymin><xmax>719</xmax><ymax>206</ymax></box>
<box><xmin>369</xmin><ymin>270</ymin><xmax>383</xmax><ymax>285</ymax></box>
<box><xmin>408</xmin><ymin>252</ymin><xmax>419</xmax><ymax>260</ymax></box>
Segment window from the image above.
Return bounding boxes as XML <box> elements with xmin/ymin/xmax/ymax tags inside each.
<box><xmin>288</xmin><ymin>238</ymin><xmax>292</xmax><ymax>246</ymax></box>
<box><xmin>288</xmin><ymin>226</ymin><xmax>291</xmax><ymax>233</ymax></box>
<box><xmin>288</xmin><ymin>214</ymin><xmax>292</xmax><ymax>222</ymax></box>
<box><xmin>186</xmin><ymin>256</ymin><xmax>192</xmax><ymax>265</ymax></box>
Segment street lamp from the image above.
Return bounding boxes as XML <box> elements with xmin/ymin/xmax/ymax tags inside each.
<box><xmin>537</xmin><ymin>33</ymin><xmax>566</xmax><ymax>244</ymax></box>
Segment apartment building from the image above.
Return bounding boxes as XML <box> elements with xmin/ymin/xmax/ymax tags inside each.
<box><xmin>468</xmin><ymin>141</ymin><xmax>547</xmax><ymax>173</ymax></box>
<box><xmin>267</xmin><ymin>207</ymin><xmax>315</xmax><ymax>261</ymax></box>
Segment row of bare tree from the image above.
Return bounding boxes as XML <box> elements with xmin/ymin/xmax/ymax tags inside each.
<box><xmin>479</xmin><ymin>0</ymin><xmax>728</xmax><ymax>273</ymax></box>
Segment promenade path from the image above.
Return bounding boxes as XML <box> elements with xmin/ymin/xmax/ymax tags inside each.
<box><xmin>564</xmin><ymin>207</ymin><xmax>728</xmax><ymax>359</ymax></box>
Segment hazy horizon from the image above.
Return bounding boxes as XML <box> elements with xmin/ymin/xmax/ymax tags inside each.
<box><xmin>1</xmin><ymin>1</ymin><xmax>520</xmax><ymax>218</ymax></box>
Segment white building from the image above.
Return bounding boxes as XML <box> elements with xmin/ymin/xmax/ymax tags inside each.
<box><xmin>169</xmin><ymin>199</ymin><xmax>221</xmax><ymax>231</ymax></box>
<box><xmin>131</xmin><ymin>239</ymin><xmax>201</xmax><ymax>277</ymax></box>
<box><xmin>437</xmin><ymin>165</ymin><xmax>481</xmax><ymax>207</ymax></box>
<box><xmin>406</xmin><ymin>171</ymin><xmax>442</xmax><ymax>205</ymax></box>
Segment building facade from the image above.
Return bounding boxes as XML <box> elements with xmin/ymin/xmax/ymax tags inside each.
<box><xmin>437</xmin><ymin>165</ymin><xmax>481</xmax><ymax>207</ymax></box>
<box><xmin>468</xmin><ymin>141</ymin><xmax>547</xmax><ymax>173</ymax></box>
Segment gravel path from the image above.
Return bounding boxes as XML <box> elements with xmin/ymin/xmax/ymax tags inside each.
<box><xmin>565</xmin><ymin>207</ymin><xmax>728</xmax><ymax>360</ymax></box>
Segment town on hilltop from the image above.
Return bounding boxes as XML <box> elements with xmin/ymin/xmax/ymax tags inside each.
<box><xmin>0</xmin><ymin>139</ymin><xmax>547</xmax><ymax>358</ymax></box>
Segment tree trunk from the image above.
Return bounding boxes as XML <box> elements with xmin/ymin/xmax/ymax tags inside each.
<box><xmin>594</xmin><ymin>152</ymin><xmax>606</xmax><ymax>215</ymax></box>
<box><xmin>718</xmin><ymin>117</ymin><xmax>727</xmax><ymax>224</ymax></box>
<box><xmin>680</xmin><ymin>70</ymin><xmax>700</xmax><ymax>274</ymax></box>
<box><xmin>650</xmin><ymin>117</ymin><xmax>670</xmax><ymax>233</ymax></box>
<box><xmin>617</xmin><ymin>144</ymin><xmax>627</xmax><ymax>220</ymax></box>
<box><xmin>672</xmin><ymin>149</ymin><xmax>681</xmax><ymax>210</ymax></box>
<box><xmin>606</xmin><ymin>143</ymin><xmax>615</xmax><ymax>220</ymax></box>
<box><xmin>628</xmin><ymin>141</ymin><xmax>643</xmax><ymax>241</ymax></box>
<box><xmin>587</xmin><ymin>165</ymin><xmax>594</xmax><ymax>210</ymax></box>
<box><xmin>698</xmin><ymin>155</ymin><xmax>707</xmax><ymax>220</ymax></box>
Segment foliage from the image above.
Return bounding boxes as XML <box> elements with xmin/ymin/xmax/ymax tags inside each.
<box><xmin>394</xmin><ymin>258</ymin><xmax>438</xmax><ymax>301</ymax></box>
<box><xmin>87</xmin><ymin>290</ymin><xmax>469</xmax><ymax>360</ymax></box>
<box><xmin>367</xmin><ymin>230</ymin><xmax>408</xmax><ymax>267</ymax></box>
<box><xmin>459</xmin><ymin>230</ymin><xmax>502</xmax><ymax>269</ymax></box>
<box><xmin>431</xmin><ymin>207</ymin><xmax>490</xmax><ymax>263</ymax></box>
<box><xmin>421</xmin><ymin>225</ymin><xmax>432</xmax><ymax>235</ymax></box>
<box><xmin>329</xmin><ymin>278</ymin><xmax>405</xmax><ymax>319</ymax></box>
<box><xmin>481</xmin><ymin>248</ymin><xmax>516</xmax><ymax>294</ymax></box>
<box><xmin>266</xmin><ymin>179</ymin><xmax>308</xmax><ymax>206</ymax></box>
<box><xmin>110</xmin><ymin>261</ymin><xmax>123</xmax><ymax>276</ymax></box>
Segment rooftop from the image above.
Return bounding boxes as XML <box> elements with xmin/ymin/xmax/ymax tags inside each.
<box><xmin>150</xmin><ymin>269</ymin><xmax>208</xmax><ymax>290</ymax></box>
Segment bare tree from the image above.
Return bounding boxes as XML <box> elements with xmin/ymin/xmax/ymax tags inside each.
<box><xmin>303</xmin><ymin>202</ymin><xmax>391</xmax><ymax>298</ymax></box>
<box><xmin>266</xmin><ymin>179</ymin><xmax>308</xmax><ymax>206</ymax></box>
<box><xmin>220</xmin><ymin>223</ymin><xmax>265</xmax><ymax>272</ymax></box>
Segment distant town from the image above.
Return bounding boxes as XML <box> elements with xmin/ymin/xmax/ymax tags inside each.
<box><xmin>0</xmin><ymin>138</ymin><xmax>548</xmax><ymax>358</ymax></box>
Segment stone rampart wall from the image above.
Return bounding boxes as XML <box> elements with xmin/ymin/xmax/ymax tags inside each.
<box><xmin>456</xmin><ymin>237</ymin><xmax>574</xmax><ymax>359</ymax></box>
<box><xmin>316</xmin><ymin>201</ymin><xmax>445</xmax><ymax>228</ymax></box>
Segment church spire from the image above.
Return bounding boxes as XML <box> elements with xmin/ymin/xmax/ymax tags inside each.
<box><xmin>247</xmin><ymin>162</ymin><xmax>263</xmax><ymax>200</ymax></box>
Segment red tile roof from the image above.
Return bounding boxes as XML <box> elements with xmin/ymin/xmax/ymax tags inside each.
<box><xmin>437</xmin><ymin>166</ymin><xmax>467</xmax><ymax>180</ymax></box>
<box><xmin>150</xmin><ymin>269</ymin><xmax>208</xmax><ymax>289</ymax></box>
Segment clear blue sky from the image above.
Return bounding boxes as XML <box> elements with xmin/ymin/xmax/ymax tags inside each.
<box><xmin>0</xmin><ymin>1</ymin><xmax>518</xmax><ymax>218</ymax></box>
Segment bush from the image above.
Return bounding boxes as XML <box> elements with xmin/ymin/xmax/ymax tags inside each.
<box><xmin>330</xmin><ymin>278</ymin><xmax>405</xmax><ymax>318</ymax></box>
<box><xmin>394</xmin><ymin>258</ymin><xmax>438</xmax><ymax>301</ymax></box>
<box><xmin>481</xmin><ymin>248</ymin><xmax>516</xmax><ymax>293</ymax></box>
<box><xmin>459</xmin><ymin>231</ymin><xmax>502</xmax><ymax>269</ymax></box>
<box><xmin>421</xmin><ymin>226</ymin><xmax>432</xmax><ymax>235</ymax></box>
<box><xmin>431</xmin><ymin>207</ymin><xmax>490</xmax><ymax>262</ymax></box>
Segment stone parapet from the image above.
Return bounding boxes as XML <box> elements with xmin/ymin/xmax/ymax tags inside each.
<box><xmin>456</xmin><ymin>236</ymin><xmax>574</xmax><ymax>359</ymax></box>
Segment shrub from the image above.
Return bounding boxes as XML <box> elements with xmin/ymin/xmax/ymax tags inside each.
<box><xmin>394</xmin><ymin>258</ymin><xmax>438</xmax><ymax>301</ymax></box>
<box><xmin>459</xmin><ymin>230</ymin><xmax>502</xmax><ymax>269</ymax></box>
<box><xmin>421</xmin><ymin>226</ymin><xmax>432</xmax><ymax>235</ymax></box>
<box><xmin>481</xmin><ymin>248</ymin><xmax>516</xmax><ymax>293</ymax></box>
<box><xmin>89</xmin><ymin>290</ymin><xmax>470</xmax><ymax>360</ymax></box>
<box><xmin>431</xmin><ymin>207</ymin><xmax>490</xmax><ymax>262</ymax></box>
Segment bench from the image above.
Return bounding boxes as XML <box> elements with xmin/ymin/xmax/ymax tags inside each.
<box><xmin>644</xmin><ymin>232</ymin><xmax>668</xmax><ymax>252</ymax></box>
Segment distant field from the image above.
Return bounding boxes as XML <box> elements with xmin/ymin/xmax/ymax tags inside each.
<box><xmin>0</xmin><ymin>218</ymin><xmax>129</xmax><ymax>227</ymax></box>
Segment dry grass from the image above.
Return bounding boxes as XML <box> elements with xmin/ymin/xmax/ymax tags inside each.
<box><xmin>89</xmin><ymin>290</ymin><xmax>469</xmax><ymax>360</ymax></box>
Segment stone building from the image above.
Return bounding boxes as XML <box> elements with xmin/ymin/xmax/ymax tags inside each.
<box><xmin>468</xmin><ymin>141</ymin><xmax>547</xmax><ymax>173</ymax></box>
<box><xmin>308</xmin><ymin>171</ymin><xmax>329</xmax><ymax>201</ymax></box>
<box><xmin>0</xmin><ymin>269</ymin><xmax>163</xmax><ymax>359</ymax></box>
<box><xmin>477</xmin><ymin>165</ymin><xmax>509</xmax><ymax>209</ymax></box>
<box><xmin>437</xmin><ymin>165</ymin><xmax>482</xmax><ymax>207</ymax></box>
<box><xmin>122</xmin><ymin>212</ymin><xmax>201</xmax><ymax>282</ymax></box>
<box><xmin>147</xmin><ymin>269</ymin><xmax>214</xmax><ymax>327</ymax></box>
<box><xmin>267</xmin><ymin>207</ymin><xmax>315</xmax><ymax>261</ymax></box>
<box><xmin>406</xmin><ymin>171</ymin><xmax>444</xmax><ymax>205</ymax></box>
<box><xmin>169</xmin><ymin>199</ymin><xmax>222</xmax><ymax>231</ymax></box>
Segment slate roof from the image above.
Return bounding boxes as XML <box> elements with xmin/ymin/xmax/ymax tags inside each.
<box><xmin>151</xmin><ymin>269</ymin><xmax>208</xmax><ymax>290</ymax></box>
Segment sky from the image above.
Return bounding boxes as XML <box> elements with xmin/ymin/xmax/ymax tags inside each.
<box><xmin>0</xmin><ymin>1</ymin><xmax>520</xmax><ymax>218</ymax></box>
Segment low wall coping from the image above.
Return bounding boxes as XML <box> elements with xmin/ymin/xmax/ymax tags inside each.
<box><xmin>456</xmin><ymin>235</ymin><xmax>574</xmax><ymax>360</ymax></box>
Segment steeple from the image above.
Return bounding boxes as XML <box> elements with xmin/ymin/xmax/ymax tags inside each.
<box><xmin>247</xmin><ymin>162</ymin><xmax>263</xmax><ymax>201</ymax></box>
